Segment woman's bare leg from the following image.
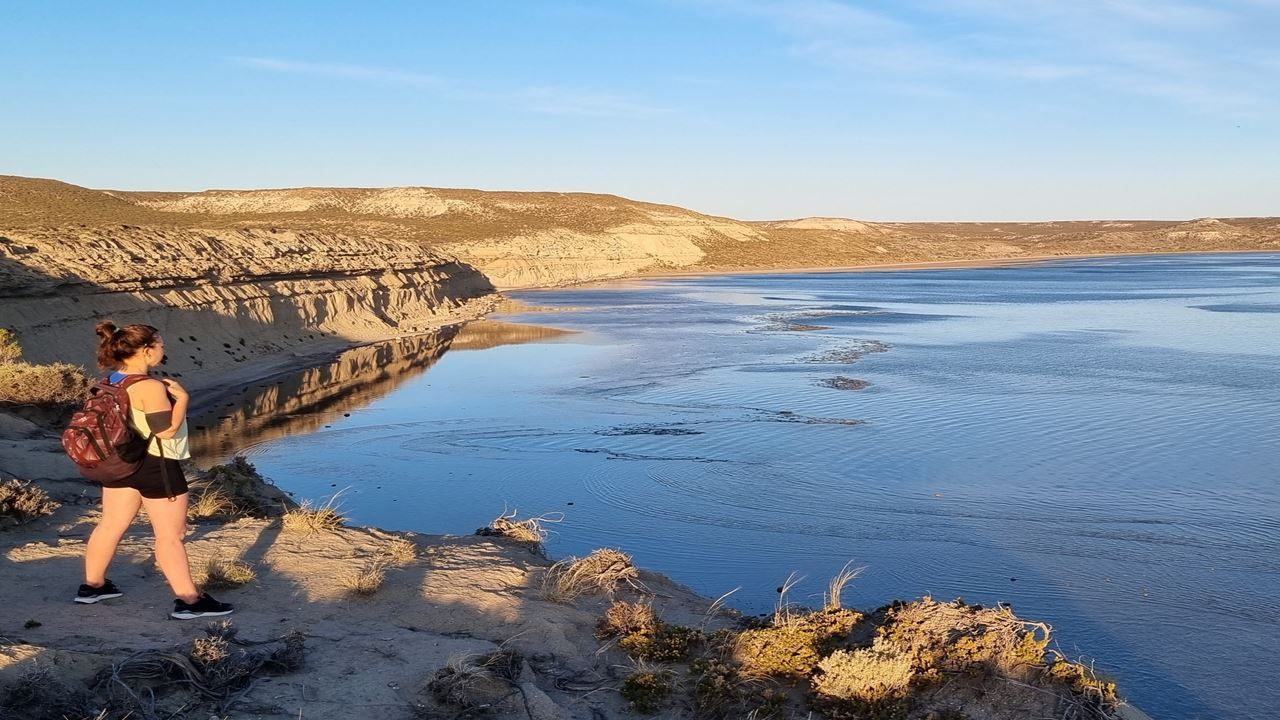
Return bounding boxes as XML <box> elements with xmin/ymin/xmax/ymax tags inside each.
<box><xmin>141</xmin><ymin>494</ymin><xmax>199</xmax><ymax>603</ymax></box>
<box><xmin>84</xmin><ymin>486</ymin><xmax>142</xmax><ymax>586</ymax></box>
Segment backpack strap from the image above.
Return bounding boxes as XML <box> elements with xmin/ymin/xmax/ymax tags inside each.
<box><xmin>157</xmin><ymin>432</ymin><xmax>174</xmax><ymax>501</ymax></box>
<box><xmin>107</xmin><ymin>373</ymin><xmax>156</xmax><ymax>412</ymax></box>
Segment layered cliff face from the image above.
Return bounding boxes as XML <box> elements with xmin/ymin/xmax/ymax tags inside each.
<box><xmin>0</xmin><ymin>184</ymin><xmax>498</xmax><ymax>386</ymax></box>
<box><xmin>117</xmin><ymin>182</ymin><xmax>1280</xmax><ymax>287</ymax></box>
<box><xmin>127</xmin><ymin>186</ymin><xmax>769</xmax><ymax>289</ymax></box>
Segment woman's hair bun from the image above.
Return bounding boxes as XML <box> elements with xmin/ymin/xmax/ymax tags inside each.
<box><xmin>94</xmin><ymin>320</ymin><xmax>119</xmax><ymax>339</ymax></box>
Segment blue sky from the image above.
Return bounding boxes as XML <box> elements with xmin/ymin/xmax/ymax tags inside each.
<box><xmin>2</xmin><ymin>1</ymin><xmax>1277</xmax><ymax>221</ymax></box>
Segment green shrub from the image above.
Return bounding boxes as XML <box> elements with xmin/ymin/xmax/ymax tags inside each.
<box><xmin>691</xmin><ymin>658</ymin><xmax>741</xmax><ymax>719</ymax></box>
<box><xmin>618</xmin><ymin>623</ymin><xmax>705</xmax><ymax>663</ymax></box>
<box><xmin>621</xmin><ymin>669</ymin><xmax>674</xmax><ymax>714</ymax></box>
<box><xmin>731</xmin><ymin>608</ymin><xmax>863</xmax><ymax>679</ymax></box>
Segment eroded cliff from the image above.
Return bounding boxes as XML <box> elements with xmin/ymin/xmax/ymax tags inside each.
<box><xmin>0</xmin><ymin>184</ymin><xmax>498</xmax><ymax>386</ymax></box>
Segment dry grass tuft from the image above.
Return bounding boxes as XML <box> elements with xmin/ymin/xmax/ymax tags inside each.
<box><xmin>597</xmin><ymin>600</ymin><xmax>658</xmax><ymax>639</ymax></box>
<box><xmin>427</xmin><ymin>648</ymin><xmax>522</xmax><ymax>710</ymax></box>
<box><xmin>343</xmin><ymin>557</ymin><xmax>388</xmax><ymax>596</ymax></box>
<box><xmin>200</xmin><ymin>555</ymin><xmax>256</xmax><ymax>590</ymax></box>
<box><xmin>0</xmin><ymin>479</ymin><xmax>60</xmax><ymax>529</ymax></box>
<box><xmin>380</xmin><ymin>535</ymin><xmax>417</xmax><ymax>566</ymax></box>
<box><xmin>0</xmin><ymin>360</ymin><xmax>91</xmax><ymax>405</ymax></box>
<box><xmin>773</xmin><ymin>571</ymin><xmax>805</xmax><ymax>626</ymax></box>
<box><xmin>825</xmin><ymin>560</ymin><xmax>865</xmax><ymax>611</ymax></box>
<box><xmin>187</xmin><ymin>482</ymin><xmax>235</xmax><ymax>520</ymax></box>
<box><xmin>476</xmin><ymin>508</ymin><xmax>562</xmax><ymax>550</ymax></box>
<box><xmin>281</xmin><ymin>491</ymin><xmax>346</xmax><ymax>534</ymax></box>
<box><xmin>541</xmin><ymin>548</ymin><xmax>641</xmax><ymax>603</ymax></box>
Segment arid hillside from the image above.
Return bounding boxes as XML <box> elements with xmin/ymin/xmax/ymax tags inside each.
<box><xmin>7</xmin><ymin>175</ymin><xmax>1276</xmax><ymax>292</ymax></box>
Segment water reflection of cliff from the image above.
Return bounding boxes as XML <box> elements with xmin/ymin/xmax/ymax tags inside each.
<box><xmin>190</xmin><ymin>320</ymin><xmax>572</xmax><ymax>462</ymax></box>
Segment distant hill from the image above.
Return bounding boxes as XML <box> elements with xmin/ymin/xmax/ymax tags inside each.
<box><xmin>3</xmin><ymin>175</ymin><xmax>1278</xmax><ymax>290</ymax></box>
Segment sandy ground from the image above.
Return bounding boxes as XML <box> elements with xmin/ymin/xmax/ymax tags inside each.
<box><xmin>1</xmin><ymin>472</ymin><xmax>719</xmax><ymax>719</ymax></box>
<box><xmin>0</xmin><ymin>404</ymin><xmax>717</xmax><ymax>719</ymax></box>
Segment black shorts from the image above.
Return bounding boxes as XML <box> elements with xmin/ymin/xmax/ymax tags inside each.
<box><xmin>99</xmin><ymin>453</ymin><xmax>189</xmax><ymax>499</ymax></box>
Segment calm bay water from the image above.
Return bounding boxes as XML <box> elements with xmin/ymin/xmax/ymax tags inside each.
<box><xmin>211</xmin><ymin>253</ymin><xmax>1280</xmax><ymax>720</ymax></box>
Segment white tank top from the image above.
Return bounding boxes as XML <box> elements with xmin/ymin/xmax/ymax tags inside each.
<box><xmin>128</xmin><ymin>405</ymin><xmax>192</xmax><ymax>460</ymax></box>
<box><xmin>121</xmin><ymin>378</ymin><xmax>192</xmax><ymax>460</ymax></box>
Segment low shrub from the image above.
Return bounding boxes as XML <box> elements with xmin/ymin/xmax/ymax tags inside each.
<box><xmin>732</xmin><ymin>608</ymin><xmax>863</xmax><ymax>680</ymax></box>
<box><xmin>541</xmin><ymin>547</ymin><xmax>640</xmax><ymax>603</ymax></box>
<box><xmin>619</xmin><ymin>623</ymin><xmax>706</xmax><ymax>663</ymax></box>
<box><xmin>813</xmin><ymin>648</ymin><xmax>914</xmax><ymax>703</ymax></box>
<box><xmin>621</xmin><ymin>669</ymin><xmax>675</xmax><ymax>714</ymax></box>
<box><xmin>878</xmin><ymin>598</ymin><xmax>1049</xmax><ymax>679</ymax></box>
<box><xmin>597</xmin><ymin>599</ymin><xmax>658</xmax><ymax>639</ymax></box>
<box><xmin>0</xmin><ymin>479</ymin><xmax>59</xmax><ymax>528</ymax></box>
<box><xmin>691</xmin><ymin>658</ymin><xmax>743</xmax><ymax>719</ymax></box>
<box><xmin>0</xmin><ymin>361</ymin><xmax>91</xmax><ymax>405</ymax></box>
<box><xmin>0</xmin><ymin>328</ymin><xmax>20</xmax><ymax>364</ymax></box>
<box><xmin>0</xmin><ymin>666</ymin><xmax>95</xmax><ymax>720</ymax></box>
<box><xmin>1044</xmin><ymin>656</ymin><xmax>1119</xmax><ymax>706</ymax></box>
<box><xmin>200</xmin><ymin>456</ymin><xmax>295</xmax><ymax>517</ymax></box>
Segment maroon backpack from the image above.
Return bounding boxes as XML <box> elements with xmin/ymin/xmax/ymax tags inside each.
<box><xmin>62</xmin><ymin>375</ymin><xmax>153</xmax><ymax>483</ymax></box>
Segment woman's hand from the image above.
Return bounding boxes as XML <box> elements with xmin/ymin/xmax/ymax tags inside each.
<box><xmin>161</xmin><ymin>378</ymin><xmax>188</xmax><ymax>401</ymax></box>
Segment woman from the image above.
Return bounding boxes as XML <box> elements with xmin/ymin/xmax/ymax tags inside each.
<box><xmin>75</xmin><ymin>321</ymin><xmax>234</xmax><ymax>620</ymax></box>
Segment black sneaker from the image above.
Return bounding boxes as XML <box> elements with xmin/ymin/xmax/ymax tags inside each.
<box><xmin>171</xmin><ymin>592</ymin><xmax>234</xmax><ymax>620</ymax></box>
<box><xmin>74</xmin><ymin>579</ymin><xmax>123</xmax><ymax>604</ymax></box>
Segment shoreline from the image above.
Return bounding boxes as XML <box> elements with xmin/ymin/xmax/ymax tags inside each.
<box><xmin>620</xmin><ymin>247</ymin><xmax>1280</xmax><ymax>286</ymax></box>
<box><xmin>190</xmin><ymin>248</ymin><xmax>1277</xmax><ymax>423</ymax></box>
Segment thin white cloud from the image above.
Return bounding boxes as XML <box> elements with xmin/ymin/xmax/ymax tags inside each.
<box><xmin>233</xmin><ymin>56</ymin><xmax>445</xmax><ymax>88</ymax></box>
<box><xmin>516</xmin><ymin>87</ymin><xmax>671</xmax><ymax>117</ymax></box>
<box><xmin>695</xmin><ymin>0</ymin><xmax>1279</xmax><ymax>114</ymax></box>
<box><xmin>233</xmin><ymin>56</ymin><xmax>668</xmax><ymax>119</ymax></box>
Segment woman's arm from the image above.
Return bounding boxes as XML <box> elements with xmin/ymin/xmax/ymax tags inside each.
<box><xmin>133</xmin><ymin>378</ymin><xmax>188</xmax><ymax>438</ymax></box>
